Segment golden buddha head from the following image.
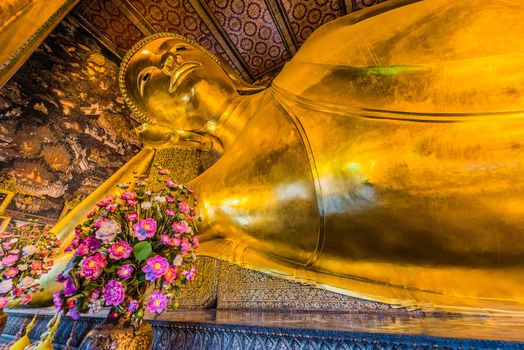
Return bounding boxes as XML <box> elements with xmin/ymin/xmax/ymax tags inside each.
<box><xmin>119</xmin><ymin>33</ymin><xmax>264</xmax><ymax>132</ymax></box>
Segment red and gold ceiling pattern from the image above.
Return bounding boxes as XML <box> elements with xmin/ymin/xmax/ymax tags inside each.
<box><xmin>73</xmin><ymin>0</ymin><xmax>387</xmax><ymax>82</ymax></box>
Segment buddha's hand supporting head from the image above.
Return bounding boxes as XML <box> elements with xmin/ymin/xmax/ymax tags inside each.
<box><xmin>119</xmin><ymin>33</ymin><xmax>264</xmax><ymax>133</ymax></box>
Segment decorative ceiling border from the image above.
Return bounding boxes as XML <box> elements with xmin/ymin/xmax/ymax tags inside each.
<box><xmin>264</xmin><ymin>0</ymin><xmax>298</xmax><ymax>55</ymax></box>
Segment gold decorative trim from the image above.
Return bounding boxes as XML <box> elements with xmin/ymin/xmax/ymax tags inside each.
<box><xmin>115</xmin><ymin>0</ymin><xmax>156</xmax><ymax>36</ymax></box>
<box><xmin>264</xmin><ymin>0</ymin><xmax>298</xmax><ymax>54</ymax></box>
<box><xmin>0</xmin><ymin>0</ymin><xmax>79</xmax><ymax>88</ymax></box>
<box><xmin>188</xmin><ymin>0</ymin><xmax>253</xmax><ymax>81</ymax></box>
<box><xmin>0</xmin><ymin>216</ymin><xmax>10</xmax><ymax>233</ymax></box>
<box><xmin>0</xmin><ymin>189</ymin><xmax>15</xmax><ymax>215</ymax></box>
<box><xmin>70</xmin><ymin>13</ymin><xmax>125</xmax><ymax>60</ymax></box>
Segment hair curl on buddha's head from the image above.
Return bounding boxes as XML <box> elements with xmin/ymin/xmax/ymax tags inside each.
<box><xmin>119</xmin><ymin>33</ymin><xmax>265</xmax><ymax>125</ymax></box>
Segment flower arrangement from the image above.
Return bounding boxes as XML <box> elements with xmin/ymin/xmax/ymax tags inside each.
<box><xmin>0</xmin><ymin>225</ymin><xmax>61</xmax><ymax>307</ymax></box>
<box><xmin>53</xmin><ymin>170</ymin><xmax>199</xmax><ymax>325</ymax></box>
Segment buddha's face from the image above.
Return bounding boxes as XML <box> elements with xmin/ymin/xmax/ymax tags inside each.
<box><xmin>122</xmin><ymin>37</ymin><xmax>238</xmax><ymax>131</ymax></box>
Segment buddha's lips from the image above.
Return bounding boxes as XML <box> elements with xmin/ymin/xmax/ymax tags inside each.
<box><xmin>169</xmin><ymin>61</ymin><xmax>201</xmax><ymax>93</ymax></box>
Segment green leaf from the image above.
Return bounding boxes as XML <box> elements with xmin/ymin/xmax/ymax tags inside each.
<box><xmin>133</xmin><ymin>241</ymin><xmax>152</xmax><ymax>261</ymax></box>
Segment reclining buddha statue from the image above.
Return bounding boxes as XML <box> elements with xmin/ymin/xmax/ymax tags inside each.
<box><xmin>32</xmin><ymin>0</ymin><xmax>524</xmax><ymax>313</ymax></box>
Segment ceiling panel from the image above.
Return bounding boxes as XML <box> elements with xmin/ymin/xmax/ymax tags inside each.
<box><xmin>72</xmin><ymin>0</ymin><xmax>389</xmax><ymax>82</ymax></box>
<box><xmin>75</xmin><ymin>0</ymin><xmax>145</xmax><ymax>53</ymax></box>
<box><xmin>202</xmin><ymin>0</ymin><xmax>291</xmax><ymax>77</ymax></box>
<box><xmin>280</xmin><ymin>0</ymin><xmax>343</xmax><ymax>45</ymax></box>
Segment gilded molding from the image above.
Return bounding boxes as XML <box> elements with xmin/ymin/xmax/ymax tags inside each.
<box><xmin>114</xmin><ymin>0</ymin><xmax>156</xmax><ymax>36</ymax></box>
<box><xmin>0</xmin><ymin>0</ymin><xmax>79</xmax><ymax>88</ymax></box>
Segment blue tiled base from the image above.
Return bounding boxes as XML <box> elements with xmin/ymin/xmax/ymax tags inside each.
<box><xmin>1</xmin><ymin>310</ymin><xmax>524</xmax><ymax>350</ymax></box>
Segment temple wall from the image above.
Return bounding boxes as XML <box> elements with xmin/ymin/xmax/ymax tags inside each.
<box><xmin>0</xmin><ymin>16</ymin><xmax>141</xmax><ymax>229</ymax></box>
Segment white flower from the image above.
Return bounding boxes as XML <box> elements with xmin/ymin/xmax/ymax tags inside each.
<box><xmin>18</xmin><ymin>264</ymin><xmax>28</xmax><ymax>271</ymax></box>
<box><xmin>95</xmin><ymin>219</ymin><xmax>121</xmax><ymax>242</ymax></box>
<box><xmin>141</xmin><ymin>201</ymin><xmax>152</xmax><ymax>210</ymax></box>
<box><xmin>9</xmin><ymin>238</ymin><xmax>18</xmax><ymax>244</ymax></box>
<box><xmin>19</xmin><ymin>276</ymin><xmax>35</xmax><ymax>288</ymax></box>
<box><xmin>153</xmin><ymin>196</ymin><xmax>166</xmax><ymax>203</ymax></box>
<box><xmin>0</xmin><ymin>279</ymin><xmax>13</xmax><ymax>294</ymax></box>
<box><xmin>173</xmin><ymin>255</ymin><xmax>183</xmax><ymax>267</ymax></box>
<box><xmin>22</xmin><ymin>245</ymin><xmax>37</xmax><ymax>256</ymax></box>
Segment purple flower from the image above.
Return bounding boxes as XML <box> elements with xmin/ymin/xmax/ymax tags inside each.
<box><xmin>109</xmin><ymin>241</ymin><xmax>132</xmax><ymax>260</ymax></box>
<box><xmin>142</xmin><ymin>255</ymin><xmax>169</xmax><ymax>281</ymax></box>
<box><xmin>132</xmin><ymin>218</ymin><xmax>157</xmax><ymax>241</ymax></box>
<box><xmin>165</xmin><ymin>209</ymin><xmax>175</xmax><ymax>216</ymax></box>
<box><xmin>127</xmin><ymin>300</ymin><xmax>138</xmax><ymax>313</ymax></box>
<box><xmin>85</xmin><ymin>237</ymin><xmax>101</xmax><ymax>252</ymax></box>
<box><xmin>117</xmin><ymin>264</ymin><xmax>134</xmax><ymax>280</ymax></box>
<box><xmin>192</xmin><ymin>236</ymin><xmax>199</xmax><ymax>249</ymax></box>
<box><xmin>53</xmin><ymin>292</ymin><xmax>64</xmax><ymax>310</ymax></box>
<box><xmin>80</xmin><ymin>253</ymin><xmax>107</xmax><ymax>280</ymax></box>
<box><xmin>147</xmin><ymin>291</ymin><xmax>167</xmax><ymax>313</ymax></box>
<box><xmin>178</xmin><ymin>202</ymin><xmax>190</xmax><ymax>214</ymax></box>
<box><xmin>56</xmin><ymin>272</ymin><xmax>66</xmax><ymax>283</ymax></box>
<box><xmin>67</xmin><ymin>307</ymin><xmax>81</xmax><ymax>320</ymax></box>
<box><xmin>104</xmin><ymin>280</ymin><xmax>125</xmax><ymax>306</ymax></box>
<box><xmin>183</xmin><ymin>267</ymin><xmax>197</xmax><ymax>282</ymax></box>
<box><xmin>2</xmin><ymin>255</ymin><xmax>18</xmax><ymax>266</ymax></box>
<box><xmin>126</xmin><ymin>212</ymin><xmax>138</xmax><ymax>221</ymax></box>
<box><xmin>172</xmin><ymin>221</ymin><xmax>189</xmax><ymax>234</ymax></box>
<box><xmin>63</xmin><ymin>276</ymin><xmax>78</xmax><ymax>297</ymax></box>
<box><xmin>127</xmin><ymin>199</ymin><xmax>139</xmax><ymax>206</ymax></box>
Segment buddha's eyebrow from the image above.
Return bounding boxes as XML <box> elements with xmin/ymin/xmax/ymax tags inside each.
<box><xmin>176</xmin><ymin>46</ymin><xmax>187</xmax><ymax>52</ymax></box>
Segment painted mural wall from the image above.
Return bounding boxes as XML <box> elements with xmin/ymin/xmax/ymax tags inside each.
<box><xmin>0</xmin><ymin>16</ymin><xmax>141</xmax><ymax>226</ymax></box>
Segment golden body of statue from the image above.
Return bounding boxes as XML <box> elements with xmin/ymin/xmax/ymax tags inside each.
<box><xmin>33</xmin><ymin>0</ymin><xmax>524</xmax><ymax>313</ymax></box>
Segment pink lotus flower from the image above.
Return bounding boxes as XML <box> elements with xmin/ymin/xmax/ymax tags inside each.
<box><xmin>160</xmin><ymin>234</ymin><xmax>175</xmax><ymax>246</ymax></box>
<box><xmin>118</xmin><ymin>264</ymin><xmax>134</xmax><ymax>280</ymax></box>
<box><xmin>120</xmin><ymin>191</ymin><xmax>137</xmax><ymax>200</ymax></box>
<box><xmin>163</xmin><ymin>266</ymin><xmax>178</xmax><ymax>283</ymax></box>
<box><xmin>142</xmin><ymin>255</ymin><xmax>169</xmax><ymax>281</ymax></box>
<box><xmin>4</xmin><ymin>267</ymin><xmax>18</xmax><ymax>278</ymax></box>
<box><xmin>172</xmin><ymin>221</ymin><xmax>189</xmax><ymax>234</ymax></box>
<box><xmin>125</xmin><ymin>212</ymin><xmax>138</xmax><ymax>221</ymax></box>
<box><xmin>127</xmin><ymin>199</ymin><xmax>139</xmax><ymax>206</ymax></box>
<box><xmin>0</xmin><ymin>297</ymin><xmax>8</xmax><ymax>309</ymax></box>
<box><xmin>80</xmin><ymin>253</ymin><xmax>107</xmax><ymax>280</ymax></box>
<box><xmin>109</xmin><ymin>241</ymin><xmax>132</xmax><ymax>260</ymax></box>
<box><xmin>87</xmin><ymin>208</ymin><xmax>97</xmax><ymax>218</ymax></box>
<box><xmin>147</xmin><ymin>290</ymin><xmax>167</xmax><ymax>313</ymax></box>
<box><xmin>165</xmin><ymin>180</ymin><xmax>177</xmax><ymax>188</ymax></box>
<box><xmin>21</xmin><ymin>294</ymin><xmax>32</xmax><ymax>305</ymax></box>
<box><xmin>180</xmin><ymin>237</ymin><xmax>192</xmax><ymax>254</ymax></box>
<box><xmin>132</xmin><ymin>218</ymin><xmax>157</xmax><ymax>241</ymax></box>
<box><xmin>74</xmin><ymin>243</ymin><xmax>89</xmax><ymax>257</ymax></box>
<box><xmin>2</xmin><ymin>255</ymin><xmax>18</xmax><ymax>266</ymax></box>
<box><xmin>178</xmin><ymin>202</ymin><xmax>190</xmax><ymax>213</ymax></box>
